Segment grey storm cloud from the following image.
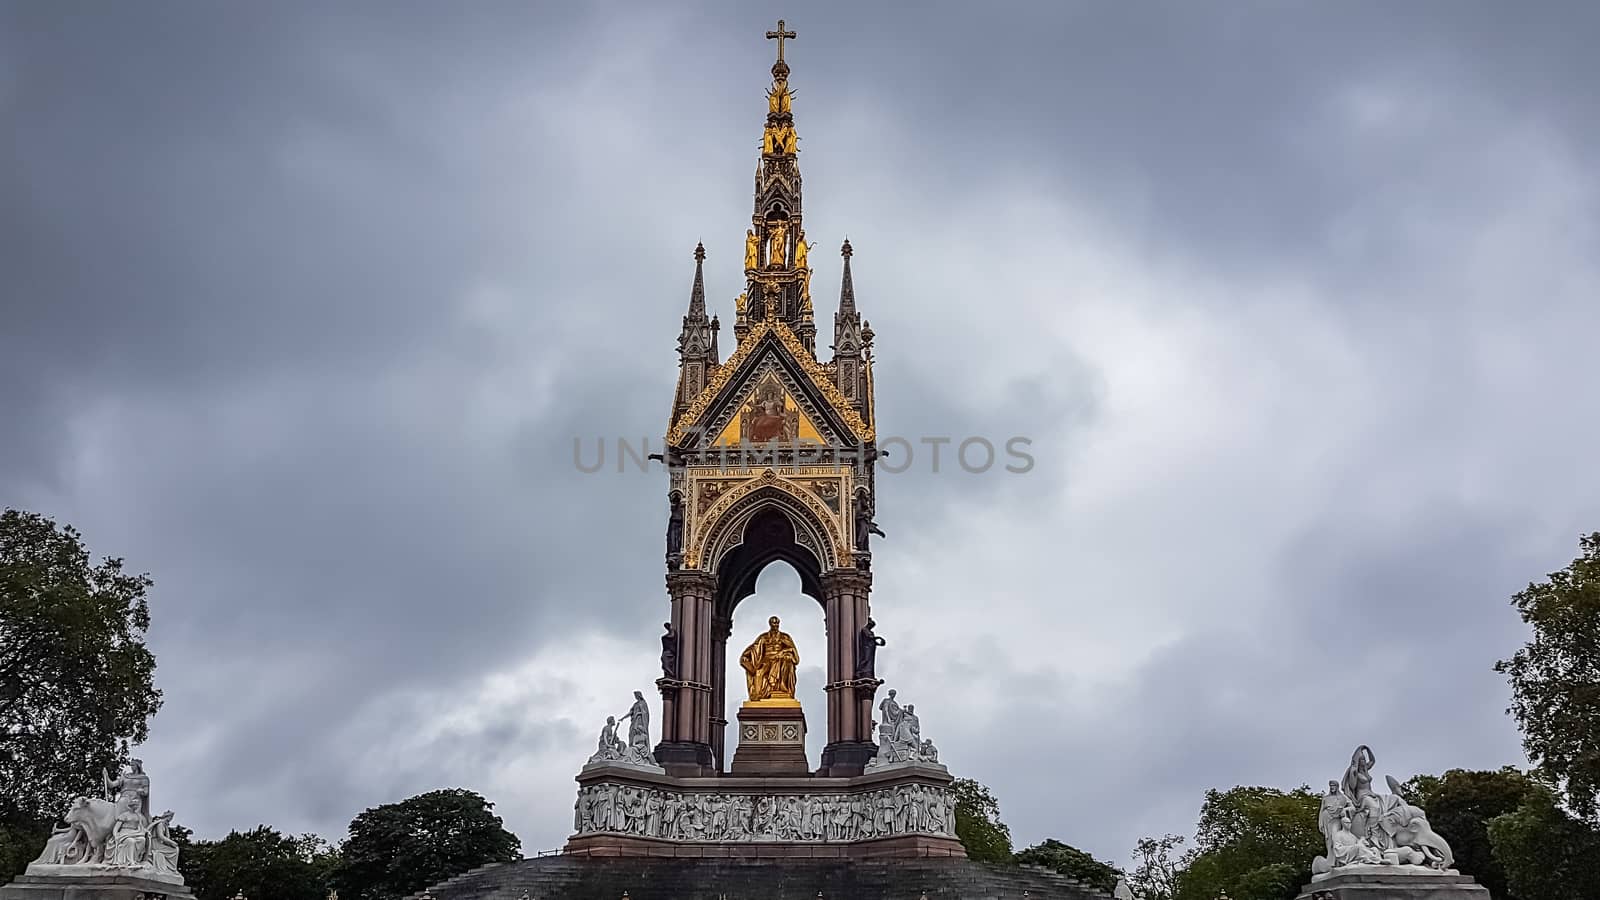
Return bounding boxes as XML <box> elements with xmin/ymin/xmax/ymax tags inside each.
<box><xmin>4</xmin><ymin>0</ymin><xmax>1599</xmax><ymax>867</ymax></box>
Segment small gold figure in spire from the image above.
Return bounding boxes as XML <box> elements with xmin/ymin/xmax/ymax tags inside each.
<box><xmin>744</xmin><ymin>229</ymin><xmax>759</xmax><ymax>271</ymax></box>
<box><xmin>768</xmin><ymin>84</ymin><xmax>791</xmax><ymax>115</ymax></box>
<box><xmin>794</xmin><ymin>232</ymin><xmax>809</xmax><ymax>270</ymax></box>
<box><xmin>735</xmin><ymin>292</ymin><xmax>748</xmax><ymax>315</ymax></box>
<box><xmin>767</xmin><ymin>221</ymin><xmax>787</xmax><ymax>268</ymax></box>
<box><xmin>762</xmin><ymin>123</ymin><xmax>796</xmax><ymax>156</ymax></box>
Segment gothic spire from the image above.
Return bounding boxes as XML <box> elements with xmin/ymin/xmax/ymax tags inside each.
<box><xmin>739</xmin><ymin>19</ymin><xmax>815</xmax><ymax>353</ymax></box>
<box><xmin>838</xmin><ymin>238</ymin><xmax>856</xmax><ymax>315</ymax></box>
<box><xmin>687</xmin><ymin>241</ymin><xmax>708</xmax><ymax>320</ymax></box>
<box><xmin>673</xmin><ymin>243</ymin><xmax>718</xmax><ymax>420</ymax></box>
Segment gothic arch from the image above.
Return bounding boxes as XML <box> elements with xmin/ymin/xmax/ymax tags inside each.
<box><xmin>698</xmin><ymin>476</ymin><xmax>844</xmax><ymax>581</ymax></box>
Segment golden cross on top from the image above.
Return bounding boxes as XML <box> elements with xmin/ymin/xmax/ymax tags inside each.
<box><xmin>766</xmin><ymin>19</ymin><xmax>796</xmax><ymax>62</ymax></box>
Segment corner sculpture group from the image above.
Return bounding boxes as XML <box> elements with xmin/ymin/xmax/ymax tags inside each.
<box><xmin>1311</xmin><ymin>745</ymin><xmax>1456</xmax><ymax>878</ymax></box>
<box><xmin>27</xmin><ymin>759</ymin><xmax>185</xmax><ymax>886</ymax></box>
<box><xmin>587</xmin><ymin>690</ymin><xmax>660</xmax><ymax>768</ymax></box>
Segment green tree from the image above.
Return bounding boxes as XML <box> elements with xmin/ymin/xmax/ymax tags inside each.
<box><xmin>1404</xmin><ymin>767</ymin><xmax>1539</xmax><ymax>899</ymax></box>
<box><xmin>1486</xmin><ymin>784</ymin><xmax>1600</xmax><ymax>900</ymax></box>
<box><xmin>1173</xmin><ymin>786</ymin><xmax>1322</xmax><ymax>900</ymax></box>
<box><xmin>950</xmin><ymin>778</ymin><xmax>1013</xmax><ymax>863</ymax></box>
<box><xmin>0</xmin><ymin>816</ymin><xmax>52</xmax><ymax>885</ymax></box>
<box><xmin>0</xmin><ymin>509</ymin><xmax>163</xmax><ymax>879</ymax></box>
<box><xmin>1495</xmin><ymin>532</ymin><xmax>1600</xmax><ymax>820</ymax></box>
<box><xmin>333</xmin><ymin>789</ymin><xmax>521</xmax><ymax>900</ymax></box>
<box><xmin>180</xmin><ymin>827</ymin><xmax>336</xmax><ymax>900</ymax></box>
<box><xmin>1128</xmin><ymin>833</ymin><xmax>1188</xmax><ymax>900</ymax></box>
<box><xmin>1014</xmin><ymin>838</ymin><xmax>1121</xmax><ymax>892</ymax></box>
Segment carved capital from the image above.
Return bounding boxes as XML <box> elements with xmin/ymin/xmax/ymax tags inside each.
<box><xmin>820</xmin><ymin>569</ymin><xmax>872</xmax><ymax>595</ymax></box>
<box><xmin>665</xmin><ymin>571</ymin><xmax>717</xmax><ymax>598</ymax></box>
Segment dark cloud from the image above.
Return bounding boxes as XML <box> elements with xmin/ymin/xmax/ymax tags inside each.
<box><xmin>3</xmin><ymin>0</ymin><xmax>1597</xmax><ymax>865</ymax></box>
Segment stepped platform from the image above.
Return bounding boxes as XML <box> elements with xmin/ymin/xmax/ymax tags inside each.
<box><xmin>407</xmin><ymin>856</ymin><xmax>1113</xmax><ymax>900</ymax></box>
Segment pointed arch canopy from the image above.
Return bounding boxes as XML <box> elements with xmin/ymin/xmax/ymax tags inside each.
<box><xmin>697</xmin><ymin>475</ymin><xmax>845</xmax><ymax>620</ymax></box>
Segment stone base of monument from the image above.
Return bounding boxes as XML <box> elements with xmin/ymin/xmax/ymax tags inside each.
<box><xmin>1</xmin><ymin>870</ymin><xmax>196</xmax><ymax>900</ymax></box>
<box><xmin>1295</xmin><ymin>868</ymin><xmax>1490</xmax><ymax>900</ymax></box>
<box><xmin>405</xmin><ymin>856</ymin><xmax>1113</xmax><ymax>900</ymax></box>
<box><xmin>566</xmin><ymin>762</ymin><xmax>965</xmax><ymax>859</ymax></box>
<box><xmin>728</xmin><ymin>702</ymin><xmax>809</xmax><ymax>776</ymax></box>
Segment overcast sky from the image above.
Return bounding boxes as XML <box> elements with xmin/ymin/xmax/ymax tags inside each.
<box><xmin>4</xmin><ymin>1</ymin><xmax>1599</xmax><ymax>867</ymax></box>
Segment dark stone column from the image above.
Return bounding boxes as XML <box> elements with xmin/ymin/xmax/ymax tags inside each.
<box><xmin>818</xmin><ymin>568</ymin><xmax>877</xmax><ymax>776</ymax></box>
<box><xmin>710</xmin><ymin>614</ymin><xmax>732</xmax><ymax>772</ymax></box>
<box><xmin>655</xmin><ymin>571</ymin><xmax>716</xmax><ymax>775</ymax></box>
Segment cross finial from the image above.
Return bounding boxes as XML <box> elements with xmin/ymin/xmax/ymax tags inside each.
<box><xmin>766</xmin><ymin>19</ymin><xmax>796</xmax><ymax>63</ymax></box>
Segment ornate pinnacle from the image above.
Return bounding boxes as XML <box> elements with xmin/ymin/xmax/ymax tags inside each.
<box><xmin>693</xmin><ymin>241</ymin><xmax>706</xmax><ymax>263</ymax></box>
<box><xmin>838</xmin><ymin>241</ymin><xmax>856</xmax><ymax>314</ymax></box>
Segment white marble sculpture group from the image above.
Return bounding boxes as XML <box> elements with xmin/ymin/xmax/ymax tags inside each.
<box><xmin>864</xmin><ymin>688</ymin><xmax>941</xmax><ymax>769</ymax></box>
<box><xmin>28</xmin><ymin>759</ymin><xmax>186</xmax><ymax>886</ymax></box>
<box><xmin>574</xmin><ymin>782</ymin><xmax>957</xmax><ymax>842</ymax></box>
<box><xmin>1311</xmin><ymin>745</ymin><xmax>1456</xmax><ymax>880</ymax></box>
<box><xmin>585</xmin><ymin>690</ymin><xmax>661</xmax><ymax>770</ymax></box>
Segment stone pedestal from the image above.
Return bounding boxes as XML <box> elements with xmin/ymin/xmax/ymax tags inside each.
<box><xmin>729</xmin><ymin>701</ymin><xmax>809</xmax><ymax>776</ymax></box>
<box><xmin>2</xmin><ymin>871</ymin><xmax>195</xmax><ymax>900</ymax></box>
<box><xmin>1295</xmin><ymin>869</ymin><xmax>1490</xmax><ymax>900</ymax></box>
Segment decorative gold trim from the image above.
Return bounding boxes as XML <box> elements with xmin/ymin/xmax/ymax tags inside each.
<box><xmin>667</xmin><ymin>321</ymin><xmax>874</xmax><ymax>446</ymax></box>
<box><xmin>682</xmin><ymin>467</ymin><xmax>851</xmax><ymax>570</ymax></box>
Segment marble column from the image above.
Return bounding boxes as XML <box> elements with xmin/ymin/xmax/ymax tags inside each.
<box><xmin>818</xmin><ymin>568</ymin><xmax>877</xmax><ymax>775</ymax></box>
<box><xmin>655</xmin><ymin>571</ymin><xmax>716</xmax><ymax>774</ymax></box>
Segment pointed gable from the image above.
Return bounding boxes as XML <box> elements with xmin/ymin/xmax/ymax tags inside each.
<box><xmin>667</xmin><ymin>321</ymin><xmax>873</xmax><ymax>449</ymax></box>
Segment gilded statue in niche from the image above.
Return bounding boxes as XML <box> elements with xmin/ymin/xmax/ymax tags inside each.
<box><xmin>767</xmin><ymin>221</ymin><xmax>787</xmax><ymax>268</ymax></box>
<box><xmin>744</xmin><ymin>229</ymin><xmax>759</xmax><ymax>270</ymax></box>
<box><xmin>740</xmin><ymin>616</ymin><xmax>800</xmax><ymax>702</ymax></box>
<box><xmin>794</xmin><ymin>232</ymin><xmax>808</xmax><ymax>270</ymax></box>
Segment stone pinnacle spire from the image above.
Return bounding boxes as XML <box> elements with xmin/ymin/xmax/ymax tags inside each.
<box><xmin>673</xmin><ymin>243</ymin><xmax>718</xmax><ymax>421</ymax></box>
<box><xmin>687</xmin><ymin>241</ymin><xmax>707</xmax><ymax>319</ymax></box>
<box><xmin>838</xmin><ymin>239</ymin><xmax>855</xmax><ymax>315</ymax></box>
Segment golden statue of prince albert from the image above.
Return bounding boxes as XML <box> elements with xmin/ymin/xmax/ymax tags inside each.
<box><xmin>740</xmin><ymin>616</ymin><xmax>799</xmax><ymax>704</ymax></box>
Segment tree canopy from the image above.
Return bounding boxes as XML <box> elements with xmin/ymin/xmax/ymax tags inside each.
<box><xmin>180</xmin><ymin>826</ymin><xmax>337</xmax><ymax>900</ymax></box>
<box><xmin>1171</xmin><ymin>786</ymin><xmax>1322</xmax><ymax>900</ymax></box>
<box><xmin>1404</xmin><ymin>767</ymin><xmax>1539</xmax><ymax>899</ymax></box>
<box><xmin>1014</xmin><ymin>838</ymin><xmax>1121</xmax><ymax>893</ymax></box>
<box><xmin>950</xmin><ymin>777</ymin><xmax>1013</xmax><ymax>864</ymax></box>
<box><xmin>1496</xmin><ymin>532</ymin><xmax>1600</xmax><ymax>820</ymax></box>
<box><xmin>0</xmin><ymin>509</ymin><xmax>164</xmax><ymax>881</ymax></box>
<box><xmin>333</xmin><ymin>788</ymin><xmax>522</xmax><ymax>900</ymax></box>
<box><xmin>1486</xmin><ymin>782</ymin><xmax>1600</xmax><ymax>900</ymax></box>
<box><xmin>0</xmin><ymin>509</ymin><xmax>163</xmax><ymax>820</ymax></box>
<box><xmin>1127</xmin><ymin>834</ymin><xmax>1186</xmax><ymax>900</ymax></box>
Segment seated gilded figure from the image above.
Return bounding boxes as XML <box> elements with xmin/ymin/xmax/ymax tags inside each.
<box><xmin>740</xmin><ymin>616</ymin><xmax>799</xmax><ymax>703</ymax></box>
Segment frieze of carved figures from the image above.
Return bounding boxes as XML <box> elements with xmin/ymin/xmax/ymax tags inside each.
<box><xmin>573</xmin><ymin>782</ymin><xmax>956</xmax><ymax>842</ymax></box>
<box><xmin>28</xmin><ymin>761</ymin><xmax>185</xmax><ymax>886</ymax></box>
<box><xmin>865</xmin><ymin>690</ymin><xmax>942</xmax><ymax>770</ymax></box>
<box><xmin>1310</xmin><ymin>745</ymin><xmax>1457</xmax><ymax>881</ymax></box>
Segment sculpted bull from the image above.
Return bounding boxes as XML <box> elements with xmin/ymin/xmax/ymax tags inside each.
<box><xmin>62</xmin><ymin>796</ymin><xmax>124</xmax><ymax>863</ymax></box>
